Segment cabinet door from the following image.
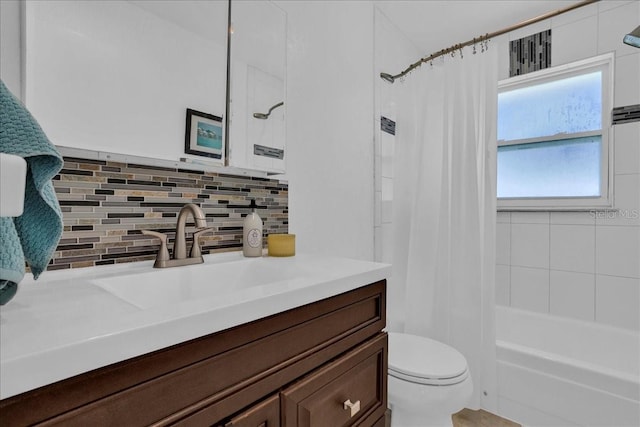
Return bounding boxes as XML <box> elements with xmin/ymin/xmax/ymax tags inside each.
<box><xmin>281</xmin><ymin>333</ymin><xmax>387</xmax><ymax>427</ymax></box>
<box><xmin>225</xmin><ymin>394</ymin><xmax>279</xmax><ymax>427</ymax></box>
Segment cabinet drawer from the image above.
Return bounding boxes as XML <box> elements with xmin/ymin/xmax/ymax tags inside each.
<box><xmin>282</xmin><ymin>333</ymin><xmax>387</xmax><ymax>427</ymax></box>
<box><xmin>224</xmin><ymin>394</ymin><xmax>279</xmax><ymax>427</ymax></box>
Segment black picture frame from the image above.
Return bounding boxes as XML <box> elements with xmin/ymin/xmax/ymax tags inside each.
<box><xmin>184</xmin><ymin>108</ymin><xmax>225</xmax><ymax>164</ymax></box>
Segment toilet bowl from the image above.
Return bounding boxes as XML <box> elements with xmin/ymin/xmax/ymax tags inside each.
<box><xmin>387</xmin><ymin>332</ymin><xmax>473</xmax><ymax>427</ymax></box>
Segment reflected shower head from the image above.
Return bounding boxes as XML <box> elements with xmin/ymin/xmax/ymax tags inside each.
<box><xmin>253</xmin><ymin>101</ymin><xmax>284</xmax><ymax>120</ymax></box>
<box><xmin>380</xmin><ymin>72</ymin><xmax>396</xmax><ymax>83</ymax></box>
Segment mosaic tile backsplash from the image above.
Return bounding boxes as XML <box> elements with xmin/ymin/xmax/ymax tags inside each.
<box><xmin>509</xmin><ymin>29</ymin><xmax>551</xmax><ymax>77</ymax></box>
<box><xmin>48</xmin><ymin>157</ymin><xmax>288</xmax><ymax>271</ymax></box>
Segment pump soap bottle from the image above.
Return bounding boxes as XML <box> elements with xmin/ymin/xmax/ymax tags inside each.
<box><xmin>243</xmin><ymin>199</ymin><xmax>263</xmax><ymax>257</ymax></box>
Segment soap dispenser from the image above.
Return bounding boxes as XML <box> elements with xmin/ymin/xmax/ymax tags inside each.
<box><xmin>243</xmin><ymin>199</ymin><xmax>263</xmax><ymax>257</ymax></box>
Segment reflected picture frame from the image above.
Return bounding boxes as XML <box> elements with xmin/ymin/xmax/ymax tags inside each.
<box><xmin>184</xmin><ymin>108</ymin><xmax>225</xmax><ymax>164</ymax></box>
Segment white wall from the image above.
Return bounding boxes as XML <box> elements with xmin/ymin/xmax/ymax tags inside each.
<box><xmin>0</xmin><ymin>0</ymin><xmax>22</xmax><ymax>99</ymax></box>
<box><xmin>3</xmin><ymin>0</ymin><xmax>377</xmax><ymax>262</ymax></box>
<box><xmin>495</xmin><ymin>1</ymin><xmax>640</xmax><ymax>332</ymax></box>
<box><xmin>373</xmin><ymin>6</ymin><xmax>422</xmax><ymax>329</ymax></box>
<box><xmin>278</xmin><ymin>0</ymin><xmax>376</xmax><ymax>261</ymax></box>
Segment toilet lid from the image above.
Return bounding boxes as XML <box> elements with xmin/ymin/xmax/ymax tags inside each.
<box><xmin>388</xmin><ymin>332</ymin><xmax>469</xmax><ymax>386</ymax></box>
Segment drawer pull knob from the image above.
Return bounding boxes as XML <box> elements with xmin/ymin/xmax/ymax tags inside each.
<box><xmin>343</xmin><ymin>399</ymin><xmax>361</xmax><ymax>417</ymax></box>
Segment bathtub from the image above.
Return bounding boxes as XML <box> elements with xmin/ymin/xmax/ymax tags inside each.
<box><xmin>495</xmin><ymin>306</ymin><xmax>640</xmax><ymax>427</ymax></box>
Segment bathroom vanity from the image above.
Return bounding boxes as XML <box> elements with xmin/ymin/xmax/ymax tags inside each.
<box><xmin>0</xmin><ymin>253</ymin><xmax>390</xmax><ymax>426</ymax></box>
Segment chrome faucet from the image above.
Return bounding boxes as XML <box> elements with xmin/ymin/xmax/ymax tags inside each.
<box><xmin>142</xmin><ymin>203</ymin><xmax>212</xmax><ymax>268</ymax></box>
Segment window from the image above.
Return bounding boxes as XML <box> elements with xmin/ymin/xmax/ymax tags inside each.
<box><xmin>497</xmin><ymin>53</ymin><xmax>613</xmax><ymax>210</ymax></box>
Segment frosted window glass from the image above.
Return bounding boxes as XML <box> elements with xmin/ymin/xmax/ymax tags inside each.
<box><xmin>498</xmin><ymin>71</ymin><xmax>602</xmax><ymax>141</ymax></box>
<box><xmin>497</xmin><ymin>136</ymin><xmax>601</xmax><ymax>198</ymax></box>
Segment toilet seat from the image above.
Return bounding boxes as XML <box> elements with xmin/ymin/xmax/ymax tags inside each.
<box><xmin>388</xmin><ymin>332</ymin><xmax>469</xmax><ymax>386</ymax></box>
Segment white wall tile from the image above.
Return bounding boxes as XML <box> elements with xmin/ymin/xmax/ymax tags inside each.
<box><xmin>381</xmin><ymin>176</ymin><xmax>393</xmax><ymax>201</ymax></box>
<box><xmin>381</xmin><ymin>130</ymin><xmax>394</xmax><ymax>178</ymax></box>
<box><xmin>594</xmin><ymin>174</ymin><xmax>640</xmax><ymax>226</ymax></box>
<box><xmin>551</xmin><ymin>15</ymin><xmax>598</xmax><ymax>66</ymax></box>
<box><xmin>550</xmin><ymin>225</ymin><xmax>595</xmax><ymax>273</ymax></box>
<box><xmin>598</xmin><ymin>1</ymin><xmax>637</xmax><ymax>13</ymax></box>
<box><xmin>550</xmin><ymin>211</ymin><xmax>596</xmax><ymax>225</ymax></box>
<box><xmin>550</xmin><ymin>270</ymin><xmax>595</xmax><ymax>321</ymax></box>
<box><xmin>381</xmin><ymin>200</ymin><xmax>393</xmax><ymax>224</ymax></box>
<box><xmin>552</xmin><ymin>2</ymin><xmax>598</xmax><ymax>27</ymax></box>
<box><xmin>374</xmin><ymin>225</ymin><xmax>382</xmax><ymax>262</ymax></box>
<box><xmin>613</xmin><ymin>122</ymin><xmax>640</xmax><ymax>175</ymax></box>
<box><xmin>374</xmin><ymin>151</ymin><xmax>382</xmax><ymax>193</ymax></box>
<box><xmin>511</xmin><ymin>212</ymin><xmax>549</xmax><ymax>224</ymax></box>
<box><xmin>511</xmin><ymin>266</ymin><xmax>549</xmax><ymax>313</ymax></box>
<box><xmin>509</xmin><ymin>19</ymin><xmax>551</xmax><ymax>42</ymax></box>
<box><xmin>380</xmin><ymin>222</ymin><xmax>394</xmax><ymax>264</ymax></box>
<box><xmin>614</xmin><ymin>52</ymin><xmax>640</xmax><ymax>107</ymax></box>
<box><xmin>496</xmin><ymin>222</ymin><xmax>511</xmax><ymax>265</ymax></box>
<box><xmin>497</xmin><ymin>211</ymin><xmax>511</xmax><ymax>224</ymax></box>
<box><xmin>379</xmin><ymin>82</ymin><xmax>398</xmax><ymax>122</ymax></box>
<box><xmin>511</xmin><ymin>223</ymin><xmax>550</xmax><ymax>269</ymax></box>
<box><xmin>595</xmin><ymin>274</ymin><xmax>640</xmax><ymax>330</ymax></box>
<box><xmin>374</xmin><ymin>190</ymin><xmax>381</xmax><ymax>227</ymax></box>
<box><xmin>381</xmin><ymin>154</ymin><xmax>393</xmax><ymax>180</ymax></box>
<box><xmin>598</xmin><ymin>0</ymin><xmax>640</xmax><ymax>57</ymax></box>
<box><xmin>495</xmin><ymin>34</ymin><xmax>510</xmax><ymax>80</ymax></box>
<box><xmin>596</xmin><ymin>225</ymin><xmax>640</xmax><ymax>278</ymax></box>
<box><xmin>496</xmin><ymin>264</ymin><xmax>511</xmax><ymax>306</ymax></box>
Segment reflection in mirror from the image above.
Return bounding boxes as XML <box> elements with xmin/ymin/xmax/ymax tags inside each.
<box><xmin>228</xmin><ymin>0</ymin><xmax>286</xmax><ymax>173</ymax></box>
<box><xmin>24</xmin><ymin>0</ymin><xmax>228</xmax><ymax>162</ymax></box>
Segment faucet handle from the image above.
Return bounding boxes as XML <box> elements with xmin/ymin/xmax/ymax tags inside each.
<box><xmin>141</xmin><ymin>230</ymin><xmax>170</xmax><ymax>266</ymax></box>
<box><xmin>190</xmin><ymin>228</ymin><xmax>214</xmax><ymax>258</ymax></box>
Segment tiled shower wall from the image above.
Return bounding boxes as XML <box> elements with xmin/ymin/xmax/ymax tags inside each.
<box><xmin>374</xmin><ymin>1</ymin><xmax>640</xmax><ymax>331</ymax></box>
<box><xmin>495</xmin><ymin>1</ymin><xmax>640</xmax><ymax>331</ymax></box>
<box><xmin>49</xmin><ymin>157</ymin><xmax>288</xmax><ymax>271</ymax></box>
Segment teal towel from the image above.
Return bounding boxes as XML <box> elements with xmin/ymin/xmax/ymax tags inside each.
<box><xmin>0</xmin><ymin>80</ymin><xmax>63</xmax><ymax>285</ymax></box>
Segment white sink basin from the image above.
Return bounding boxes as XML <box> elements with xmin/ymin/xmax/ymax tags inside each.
<box><xmin>92</xmin><ymin>256</ymin><xmax>318</xmax><ymax>309</ymax></box>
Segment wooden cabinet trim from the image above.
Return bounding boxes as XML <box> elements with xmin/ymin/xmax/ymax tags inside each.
<box><xmin>223</xmin><ymin>393</ymin><xmax>279</xmax><ymax>427</ymax></box>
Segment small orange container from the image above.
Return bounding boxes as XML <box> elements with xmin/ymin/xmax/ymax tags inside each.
<box><xmin>267</xmin><ymin>234</ymin><xmax>296</xmax><ymax>257</ymax></box>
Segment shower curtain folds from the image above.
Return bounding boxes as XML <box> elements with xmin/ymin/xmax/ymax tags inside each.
<box><xmin>392</xmin><ymin>48</ymin><xmax>498</xmax><ymax>411</ymax></box>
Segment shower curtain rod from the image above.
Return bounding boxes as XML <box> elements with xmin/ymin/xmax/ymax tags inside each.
<box><xmin>380</xmin><ymin>0</ymin><xmax>599</xmax><ymax>83</ymax></box>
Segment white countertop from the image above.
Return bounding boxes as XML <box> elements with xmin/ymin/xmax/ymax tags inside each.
<box><xmin>0</xmin><ymin>252</ymin><xmax>390</xmax><ymax>399</ymax></box>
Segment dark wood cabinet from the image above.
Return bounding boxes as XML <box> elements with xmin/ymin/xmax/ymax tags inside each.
<box><xmin>0</xmin><ymin>281</ymin><xmax>387</xmax><ymax>427</ymax></box>
<box><xmin>224</xmin><ymin>394</ymin><xmax>280</xmax><ymax>427</ymax></box>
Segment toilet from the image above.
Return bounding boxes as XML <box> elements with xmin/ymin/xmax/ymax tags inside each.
<box><xmin>387</xmin><ymin>332</ymin><xmax>473</xmax><ymax>427</ymax></box>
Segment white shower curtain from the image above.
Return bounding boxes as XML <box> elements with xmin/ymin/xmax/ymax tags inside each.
<box><xmin>392</xmin><ymin>48</ymin><xmax>498</xmax><ymax>411</ymax></box>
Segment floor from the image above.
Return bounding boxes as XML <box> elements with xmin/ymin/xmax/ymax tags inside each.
<box><xmin>452</xmin><ymin>409</ymin><xmax>521</xmax><ymax>427</ymax></box>
<box><xmin>384</xmin><ymin>408</ymin><xmax>521</xmax><ymax>427</ymax></box>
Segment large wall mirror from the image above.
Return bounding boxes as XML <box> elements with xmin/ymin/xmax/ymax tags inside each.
<box><xmin>24</xmin><ymin>0</ymin><xmax>228</xmax><ymax>163</ymax></box>
<box><xmin>227</xmin><ymin>0</ymin><xmax>286</xmax><ymax>173</ymax></box>
<box><xmin>22</xmin><ymin>0</ymin><xmax>286</xmax><ymax>173</ymax></box>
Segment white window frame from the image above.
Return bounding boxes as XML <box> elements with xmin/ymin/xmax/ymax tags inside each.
<box><xmin>497</xmin><ymin>53</ymin><xmax>614</xmax><ymax>211</ymax></box>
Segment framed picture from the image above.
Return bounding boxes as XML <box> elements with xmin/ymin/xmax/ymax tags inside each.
<box><xmin>184</xmin><ymin>108</ymin><xmax>225</xmax><ymax>163</ymax></box>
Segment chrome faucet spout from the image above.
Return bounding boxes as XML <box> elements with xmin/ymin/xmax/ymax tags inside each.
<box><xmin>174</xmin><ymin>203</ymin><xmax>207</xmax><ymax>260</ymax></box>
